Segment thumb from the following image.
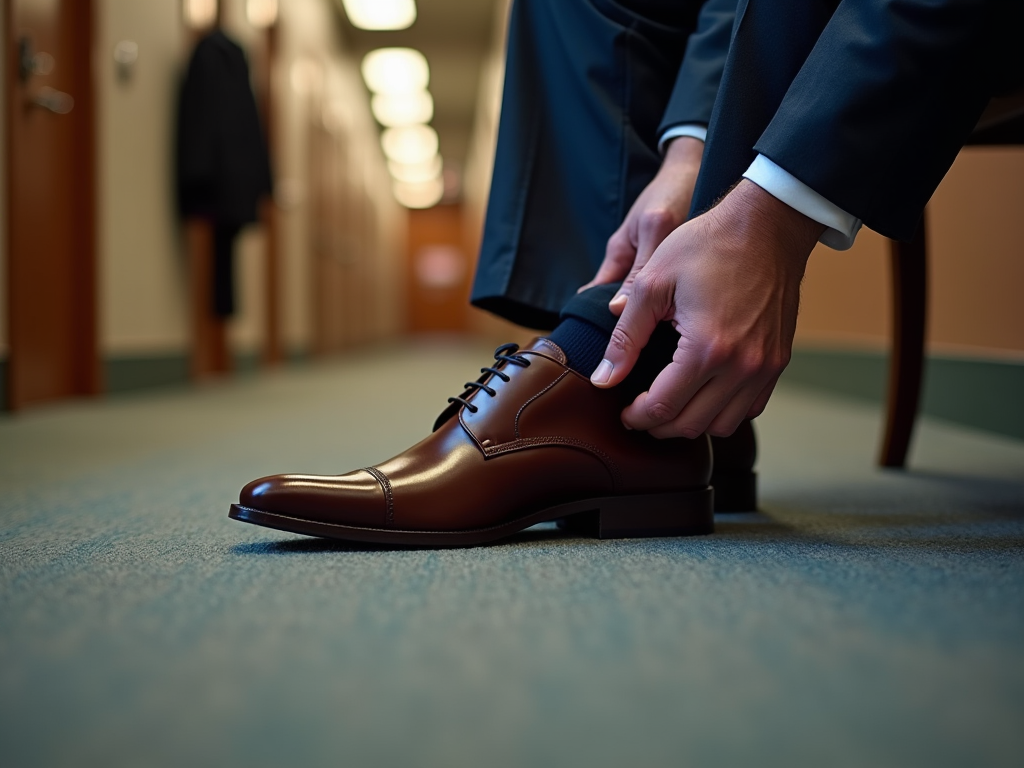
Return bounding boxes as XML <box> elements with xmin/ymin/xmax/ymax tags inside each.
<box><xmin>591</xmin><ymin>279</ymin><xmax>667</xmax><ymax>389</ymax></box>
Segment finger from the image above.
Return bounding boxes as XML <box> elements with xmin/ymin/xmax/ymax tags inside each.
<box><xmin>623</xmin><ymin>351</ymin><xmax>715</xmax><ymax>433</ymax></box>
<box><xmin>579</xmin><ymin>227</ymin><xmax>635</xmax><ymax>293</ymax></box>
<box><xmin>591</xmin><ymin>278</ymin><xmax>671</xmax><ymax>389</ymax></box>
<box><xmin>646</xmin><ymin>371</ymin><xmax>771</xmax><ymax>439</ymax></box>
<box><xmin>609</xmin><ymin>211</ymin><xmax>678</xmax><ymax>313</ymax></box>
<box><xmin>706</xmin><ymin>378</ymin><xmax>772</xmax><ymax>437</ymax></box>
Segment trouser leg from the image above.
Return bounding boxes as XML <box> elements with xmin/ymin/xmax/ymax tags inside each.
<box><xmin>472</xmin><ymin>0</ymin><xmax>704</xmax><ymax>330</ymax></box>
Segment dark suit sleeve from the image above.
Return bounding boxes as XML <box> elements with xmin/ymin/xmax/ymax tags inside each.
<box><xmin>754</xmin><ymin>0</ymin><xmax>1019</xmax><ymax>241</ymax></box>
<box><xmin>657</xmin><ymin>0</ymin><xmax>737</xmax><ymax>134</ymax></box>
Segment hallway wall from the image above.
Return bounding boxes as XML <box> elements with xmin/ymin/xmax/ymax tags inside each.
<box><xmin>0</xmin><ymin>0</ymin><xmax>402</xmax><ymax>401</ymax></box>
<box><xmin>796</xmin><ymin>147</ymin><xmax>1024</xmax><ymax>360</ymax></box>
<box><xmin>789</xmin><ymin>147</ymin><xmax>1024</xmax><ymax>439</ymax></box>
<box><xmin>97</xmin><ymin>0</ymin><xmax>190</xmax><ymax>358</ymax></box>
<box><xmin>94</xmin><ymin>0</ymin><xmax>401</xmax><ymax>379</ymax></box>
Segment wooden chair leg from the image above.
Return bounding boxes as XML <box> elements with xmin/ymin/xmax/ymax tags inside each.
<box><xmin>880</xmin><ymin>217</ymin><xmax>928</xmax><ymax>468</ymax></box>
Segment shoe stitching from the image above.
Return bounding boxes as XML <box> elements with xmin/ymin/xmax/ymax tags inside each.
<box><xmin>514</xmin><ymin>369</ymin><xmax>569</xmax><ymax>439</ymax></box>
<box><xmin>483</xmin><ymin>436</ymin><xmax>621</xmax><ymax>490</ymax></box>
<box><xmin>362</xmin><ymin>466</ymin><xmax>395</xmax><ymax>527</ymax></box>
<box><xmin>532</xmin><ymin>338</ymin><xmax>567</xmax><ymax>365</ymax></box>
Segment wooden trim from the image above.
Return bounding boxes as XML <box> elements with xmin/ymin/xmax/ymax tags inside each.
<box><xmin>73</xmin><ymin>0</ymin><xmax>100</xmax><ymax>397</ymax></box>
<box><xmin>4</xmin><ymin>0</ymin><xmax>13</xmax><ymax>408</ymax></box>
<box><xmin>261</xmin><ymin>22</ymin><xmax>282</xmax><ymax>366</ymax></box>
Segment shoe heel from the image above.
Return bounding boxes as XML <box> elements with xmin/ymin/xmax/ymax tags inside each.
<box><xmin>710</xmin><ymin>471</ymin><xmax>757</xmax><ymax>512</ymax></box>
<box><xmin>558</xmin><ymin>488</ymin><xmax>714</xmax><ymax>539</ymax></box>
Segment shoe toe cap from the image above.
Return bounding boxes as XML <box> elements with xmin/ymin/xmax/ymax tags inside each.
<box><xmin>239</xmin><ymin>471</ymin><xmax>387</xmax><ymax>528</ymax></box>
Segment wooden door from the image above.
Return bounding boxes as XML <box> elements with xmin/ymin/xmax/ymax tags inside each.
<box><xmin>5</xmin><ymin>0</ymin><xmax>98</xmax><ymax>409</ymax></box>
<box><xmin>406</xmin><ymin>204</ymin><xmax>472</xmax><ymax>334</ymax></box>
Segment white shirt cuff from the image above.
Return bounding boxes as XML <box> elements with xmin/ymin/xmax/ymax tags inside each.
<box><xmin>742</xmin><ymin>154</ymin><xmax>862</xmax><ymax>251</ymax></box>
<box><xmin>658</xmin><ymin>124</ymin><xmax>708</xmax><ymax>155</ymax></box>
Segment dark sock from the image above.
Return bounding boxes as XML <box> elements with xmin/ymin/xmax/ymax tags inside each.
<box><xmin>547</xmin><ymin>316</ymin><xmax>610</xmax><ymax>377</ymax></box>
<box><xmin>549</xmin><ymin>283</ymin><xmax>679</xmax><ymax>394</ymax></box>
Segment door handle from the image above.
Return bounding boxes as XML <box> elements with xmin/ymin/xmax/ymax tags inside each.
<box><xmin>31</xmin><ymin>86</ymin><xmax>74</xmax><ymax>114</ymax></box>
<box><xmin>18</xmin><ymin>36</ymin><xmax>54</xmax><ymax>82</ymax></box>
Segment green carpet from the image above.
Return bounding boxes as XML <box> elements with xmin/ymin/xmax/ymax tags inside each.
<box><xmin>1</xmin><ymin>340</ymin><xmax>1022</xmax><ymax>768</ymax></box>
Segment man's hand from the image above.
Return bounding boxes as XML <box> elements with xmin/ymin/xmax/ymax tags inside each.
<box><xmin>590</xmin><ymin>180</ymin><xmax>825</xmax><ymax>438</ymax></box>
<box><xmin>579</xmin><ymin>136</ymin><xmax>704</xmax><ymax>313</ymax></box>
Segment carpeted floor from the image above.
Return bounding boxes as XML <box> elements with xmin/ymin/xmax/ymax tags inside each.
<box><xmin>2</xmin><ymin>340</ymin><xmax>1022</xmax><ymax>768</ymax></box>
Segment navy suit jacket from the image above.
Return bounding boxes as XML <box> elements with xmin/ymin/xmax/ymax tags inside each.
<box><xmin>695</xmin><ymin>0</ymin><xmax>1023</xmax><ymax>241</ymax></box>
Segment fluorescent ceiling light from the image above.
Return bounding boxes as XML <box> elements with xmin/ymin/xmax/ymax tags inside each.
<box><xmin>361</xmin><ymin>48</ymin><xmax>428</xmax><ymax>95</ymax></box>
<box><xmin>341</xmin><ymin>0</ymin><xmax>416</xmax><ymax>31</ymax></box>
<box><xmin>371</xmin><ymin>91</ymin><xmax>433</xmax><ymax>127</ymax></box>
<box><xmin>246</xmin><ymin>0</ymin><xmax>277</xmax><ymax>27</ymax></box>
<box><xmin>394</xmin><ymin>177</ymin><xmax>444</xmax><ymax>209</ymax></box>
<box><xmin>381</xmin><ymin>125</ymin><xmax>438</xmax><ymax>165</ymax></box>
<box><xmin>388</xmin><ymin>156</ymin><xmax>443</xmax><ymax>184</ymax></box>
<box><xmin>183</xmin><ymin>0</ymin><xmax>217</xmax><ymax>29</ymax></box>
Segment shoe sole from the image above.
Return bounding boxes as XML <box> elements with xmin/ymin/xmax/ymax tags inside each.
<box><xmin>229</xmin><ymin>486</ymin><xmax>714</xmax><ymax>547</ymax></box>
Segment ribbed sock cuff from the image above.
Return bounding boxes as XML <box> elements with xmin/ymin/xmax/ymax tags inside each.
<box><xmin>557</xmin><ymin>283</ymin><xmax>621</xmax><ymax>334</ymax></box>
<box><xmin>547</xmin><ymin>316</ymin><xmax>610</xmax><ymax>377</ymax></box>
<box><xmin>552</xmin><ymin>283</ymin><xmax>680</xmax><ymax>392</ymax></box>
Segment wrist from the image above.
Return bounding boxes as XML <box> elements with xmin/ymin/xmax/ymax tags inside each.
<box><xmin>720</xmin><ymin>180</ymin><xmax>824</xmax><ymax>268</ymax></box>
<box><xmin>661</xmin><ymin>136</ymin><xmax>704</xmax><ymax>169</ymax></box>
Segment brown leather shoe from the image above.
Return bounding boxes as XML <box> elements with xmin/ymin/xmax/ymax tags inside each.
<box><xmin>229</xmin><ymin>339</ymin><xmax>713</xmax><ymax>547</ymax></box>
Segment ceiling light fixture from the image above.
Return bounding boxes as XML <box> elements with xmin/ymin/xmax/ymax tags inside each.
<box><xmin>361</xmin><ymin>48</ymin><xmax>429</xmax><ymax>96</ymax></box>
<box><xmin>341</xmin><ymin>0</ymin><xmax>417</xmax><ymax>31</ymax></box>
<box><xmin>381</xmin><ymin>125</ymin><xmax>438</xmax><ymax>165</ymax></box>
<box><xmin>388</xmin><ymin>155</ymin><xmax>443</xmax><ymax>184</ymax></box>
<box><xmin>393</xmin><ymin>177</ymin><xmax>444</xmax><ymax>209</ymax></box>
<box><xmin>246</xmin><ymin>0</ymin><xmax>278</xmax><ymax>28</ymax></box>
<box><xmin>371</xmin><ymin>90</ymin><xmax>433</xmax><ymax>127</ymax></box>
<box><xmin>183</xmin><ymin>0</ymin><xmax>217</xmax><ymax>29</ymax></box>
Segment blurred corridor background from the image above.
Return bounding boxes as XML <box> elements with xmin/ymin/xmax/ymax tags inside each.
<box><xmin>3</xmin><ymin>0</ymin><xmax>523</xmax><ymax>411</ymax></box>
<box><xmin>2</xmin><ymin>3</ymin><xmax>1023</xmax><ymax>766</ymax></box>
<box><xmin>2</xmin><ymin>0</ymin><xmax>1021</xmax><ymax>438</ymax></box>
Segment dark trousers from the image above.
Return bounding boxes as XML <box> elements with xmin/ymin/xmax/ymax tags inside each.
<box><xmin>472</xmin><ymin>0</ymin><xmax>710</xmax><ymax>330</ymax></box>
<box><xmin>471</xmin><ymin>0</ymin><xmax>830</xmax><ymax>331</ymax></box>
<box><xmin>472</xmin><ymin>0</ymin><xmax>1013</xmax><ymax>331</ymax></box>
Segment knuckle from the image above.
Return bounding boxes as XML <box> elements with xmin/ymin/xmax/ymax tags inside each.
<box><xmin>639</xmin><ymin>208</ymin><xmax>676</xmax><ymax>235</ymax></box>
<box><xmin>609</xmin><ymin>326</ymin><xmax>638</xmax><ymax>355</ymax></box>
<box><xmin>737</xmin><ymin>352</ymin><xmax>766</xmax><ymax>378</ymax></box>
<box><xmin>703</xmin><ymin>341</ymin><xmax>735</xmax><ymax>370</ymax></box>
<box><xmin>644</xmin><ymin>400</ymin><xmax>677</xmax><ymax>423</ymax></box>
<box><xmin>678</xmin><ymin>424</ymin><xmax>705</xmax><ymax>440</ymax></box>
<box><xmin>631</xmin><ymin>272</ymin><xmax>657</xmax><ymax>300</ymax></box>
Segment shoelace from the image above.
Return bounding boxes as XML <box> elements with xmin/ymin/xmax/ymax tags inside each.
<box><xmin>447</xmin><ymin>343</ymin><xmax>531</xmax><ymax>414</ymax></box>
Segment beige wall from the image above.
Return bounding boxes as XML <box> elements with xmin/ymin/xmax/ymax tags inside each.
<box><xmin>92</xmin><ymin>0</ymin><xmax>400</xmax><ymax>363</ymax></box>
<box><xmin>258</xmin><ymin>0</ymin><xmax>404</xmax><ymax>354</ymax></box>
<box><xmin>797</xmin><ymin>147</ymin><xmax>1024</xmax><ymax>361</ymax></box>
<box><xmin>97</xmin><ymin>0</ymin><xmax>190</xmax><ymax>355</ymax></box>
